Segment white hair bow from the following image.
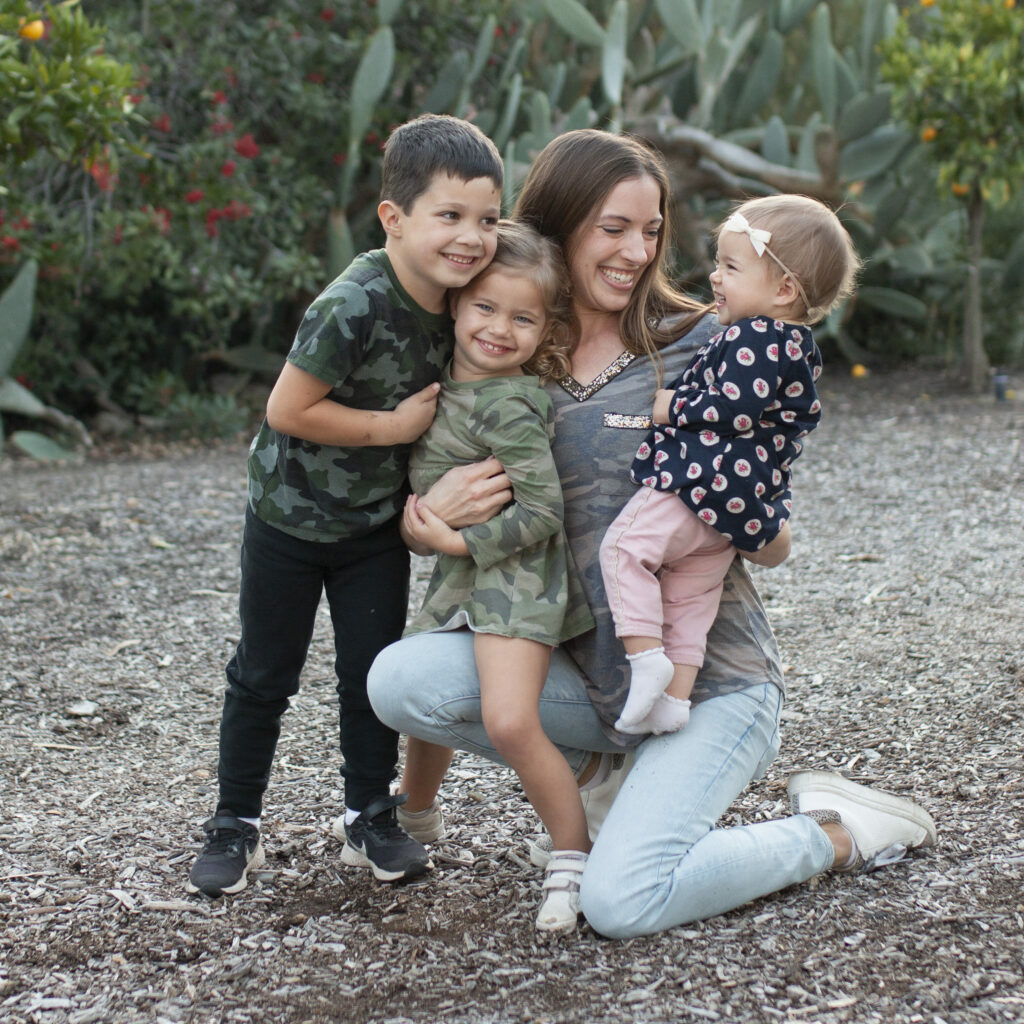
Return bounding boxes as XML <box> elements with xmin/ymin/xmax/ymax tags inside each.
<box><xmin>723</xmin><ymin>212</ymin><xmax>772</xmax><ymax>257</ymax></box>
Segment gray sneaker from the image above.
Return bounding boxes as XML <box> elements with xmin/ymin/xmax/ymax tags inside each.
<box><xmin>332</xmin><ymin>799</ymin><xmax>444</xmax><ymax>846</ymax></box>
<box><xmin>788</xmin><ymin>770</ymin><xmax>937</xmax><ymax>872</ymax></box>
<box><xmin>185</xmin><ymin>812</ymin><xmax>264</xmax><ymax>897</ymax></box>
<box><xmin>337</xmin><ymin>794</ymin><xmax>433</xmax><ymax>882</ymax></box>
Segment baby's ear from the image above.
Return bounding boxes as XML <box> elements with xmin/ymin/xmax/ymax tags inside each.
<box><xmin>377</xmin><ymin>199</ymin><xmax>403</xmax><ymax>237</ymax></box>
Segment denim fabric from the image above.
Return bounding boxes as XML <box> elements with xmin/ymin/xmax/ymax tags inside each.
<box><xmin>368</xmin><ymin>633</ymin><xmax>832</xmax><ymax>934</ymax></box>
<box><xmin>217</xmin><ymin>507</ymin><xmax>409</xmax><ymax>816</ymax></box>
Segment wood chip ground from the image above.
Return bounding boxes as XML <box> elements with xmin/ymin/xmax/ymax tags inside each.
<box><xmin>1</xmin><ymin>370</ymin><xmax>1022</xmax><ymax>1024</ymax></box>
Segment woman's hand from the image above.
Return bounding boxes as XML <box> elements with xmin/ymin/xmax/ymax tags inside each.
<box><xmin>419</xmin><ymin>456</ymin><xmax>512</xmax><ymax>529</ymax></box>
<box><xmin>402</xmin><ymin>495</ymin><xmax>470</xmax><ymax>557</ymax></box>
<box><xmin>741</xmin><ymin>521</ymin><xmax>791</xmax><ymax>567</ymax></box>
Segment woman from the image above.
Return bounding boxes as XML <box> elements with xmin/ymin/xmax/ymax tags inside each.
<box><xmin>368</xmin><ymin>130</ymin><xmax>936</xmax><ymax>938</ymax></box>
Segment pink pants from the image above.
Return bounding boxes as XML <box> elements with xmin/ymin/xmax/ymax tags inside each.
<box><xmin>600</xmin><ymin>487</ymin><xmax>736</xmax><ymax>668</ymax></box>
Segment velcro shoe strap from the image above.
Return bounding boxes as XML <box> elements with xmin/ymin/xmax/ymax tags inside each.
<box><xmin>204</xmin><ymin>814</ymin><xmax>255</xmax><ymax>834</ymax></box>
<box><xmin>542</xmin><ymin>852</ymin><xmax>588</xmax><ymax>891</ymax></box>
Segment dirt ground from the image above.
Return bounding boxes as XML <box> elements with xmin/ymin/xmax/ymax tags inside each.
<box><xmin>1</xmin><ymin>368</ymin><xmax>1022</xmax><ymax>1024</ymax></box>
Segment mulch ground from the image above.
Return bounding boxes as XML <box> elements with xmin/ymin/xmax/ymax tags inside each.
<box><xmin>1</xmin><ymin>368</ymin><xmax>1022</xmax><ymax>1024</ymax></box>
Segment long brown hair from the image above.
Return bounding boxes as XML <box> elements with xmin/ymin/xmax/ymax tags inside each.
<box><xmin>511</xmin><ymin>130</ymin><xmax>707</xmax><ymax>371</ymax></box>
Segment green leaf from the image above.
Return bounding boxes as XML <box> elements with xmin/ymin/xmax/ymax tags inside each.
<box><xmin>423</xmin><ymin>50</ymin><xmax>469</xmax><ymax>114</ymax></box>
<box><xmin>837</xmin><ymin>90</ymin><xmax>892</xmax><ymax>144</ymax></box>
<box><xmin>9</xmin><ymin>429</ymin><xmax>75</xmax><ymax>461</ymax></box>
<box><xmin>0</xmin><ymin>376</ymin><xmax>47</xmax><ymax>417</ymax></box>
<box><xmin>654</xmin><ymin>0</ymin><xmax>702</xmax><ymax>57</ymax></box>
<box><xmin>529</xmin><ymin>90</ymin><xmax>551</xmax><ymax>143</ymax></box>
<box><xmin>564</xmin><ymin>95</ymin><xmax>594</xmax><ymax>133</ymax></box>
<box><xmin>327</xmin><ymin>209</ymin><xmax>355</xmax><ymax>282</ymax></box>
<box><xmin>795</xmin><ymin>112</ymin><xmax>823</xmax><ymax>172</ymax></box>
<box><xmin>731</xmin><ymin>29</ymin><xmax>783</xmax><ymax>126</ymax></box>
<box><xmin>544</xmin><ymin>0</ymin><xmax>605</xmax><ymax>48</ymax></box>
<box><xmin>0</xmin><ymin>259</ymin><xmax>37</xmax><ymax>380</ymax></box>
<box><xmin>376</xmin><ymin>0</ymin><xmax>403</xmax><ymax>26</ymax></box>
<box><xmin>466</xmin><ymin>15</ymin><xmax>497</xmax><ymax>87</ymax></box>
<box><xmin>857</xmin><ymin>286</ymin><xmax>928</xmax><ymax>320</ymax></box>
<box><xmin>762</xmin><ymin>115</ymin><xmax>790</xmax><ymax>167</ymax></box>
<box><xmin>602</xmin><ymin>0</ymin><xmax>628</xmax><ymax>108</ymax></box>
<box><xmin>493</xmin><ymin>73</ymin><xmax>522</xmax><ymax>152</ymax></box>
<box><xmin>839</xmin><ymin>125</ymin><xmax>912</xmax><ymax>180</ymax></box>
<box><xmin>1001</xmin><ymin>232</ymin><xmax>1024</xmax><ymax>292</ymax></box>
<box><xmin>811</xmin><ymin>3</ymin><xmax>837</xmax><ymax>125</ymax></box>
<box><xmin>348</xmin><ymin>27</ymin><xmax>395</xmax><ymax>149</ymax></box>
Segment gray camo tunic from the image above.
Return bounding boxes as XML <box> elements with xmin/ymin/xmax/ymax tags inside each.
<box><xmin>547</xmin><ymin>314</ymin><xmax>786</xmax><ymax>740</ymax></box>
<box><xmin>404</xmin><ymin>368</ymin><xmax>594</xmax><ymax>646</ymax></box>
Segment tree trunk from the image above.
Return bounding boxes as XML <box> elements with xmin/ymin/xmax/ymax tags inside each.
<box><xmin>962</xmin><ymin>191</ymin><xmax>990</xmax><ymax>394</ymax></box>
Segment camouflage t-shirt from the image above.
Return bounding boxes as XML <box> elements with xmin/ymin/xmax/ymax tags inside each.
<box><xmin>247</xmin><ymin>249</ymin><xmax>453</xmax><ymax>542</ymax></box>
<box><xmin>404</xmin><ymin>368</ymin><xmax>594</xmax><ymax>646</ymax></box>
<box><xmin>546</xmin><ymin>314</ymin><xmax>786</xmax><ymax>740</ymax></box>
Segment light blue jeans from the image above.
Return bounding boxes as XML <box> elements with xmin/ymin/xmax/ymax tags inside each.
<box><xmin>368</xmin><ymin>630</ymin><xmax>834</xmax><ymax>938</ymax></box>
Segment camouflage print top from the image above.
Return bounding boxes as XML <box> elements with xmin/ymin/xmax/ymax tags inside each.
<box><xmin>547</xmin><ymin>314</ymin><xmax>786</xmax><ymax>742</ymax></box>
<box><xmin>404</xmin><ymin>367</ymin><xmax>595</xmax><ymax>646</ymax></box>
<box><xmin>247</xmin><ymin>250</ymin><xmax>453</xmax><ymax>542</ymax></box>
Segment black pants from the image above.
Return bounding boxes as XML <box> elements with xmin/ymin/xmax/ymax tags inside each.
<box><xmin>216</xmin><ymin>508</ymin><xmax>410</xmax><ymax>817</ymax></box>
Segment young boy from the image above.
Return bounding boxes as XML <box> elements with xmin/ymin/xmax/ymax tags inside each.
<box><xmin>187</xmin><ymin>114</ymin><xmax>503</xmax><ymax>897</ymax></box>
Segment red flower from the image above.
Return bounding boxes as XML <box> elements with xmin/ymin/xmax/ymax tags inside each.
<box><xmin>1</xmin><ymin>236</ymin><xmax>21</xmax><ymax>252</ymax></box>
<box><xmin>184</xmin><ymin>189</ymin><xmax>205</xmax><ymax>204</ymax></box>
<box><xmin>223</xmin><ymin>199</ymin><xmax>253</xmax><ymax>220</ymax></box>
<box><xmin>153</xmin><ymin>113</ymin><xmax>171</xmax><ymax>133</ymax></box>
<box><xmin>211</xmin><ymin>118</ymin><xmax>234</xmax><ymax>137</ymax></box>
<box><xmin>212</xmin><ymin>90</ymin><xmax>228</xmax><ymax>105</ymax></box>
<box><xmin>112</xmin><ymin>224</ymin><xmax>124</xmax><ymax>245</ymax></box>
<box><xmin>205</xmin><ymin>208</ymin><xmax>222</xmax><ymax>238</ymax></box>
<box><xmin>234</xmin><ymin>134</ymin><xmax>260</xmax><ymax>159</ymax></box>
<box><xmin>333</xmin><ymin>152</ymin><xmax>347</xmax><ymax>165</ymax></box>
<box><xmin>88</xmin><ymin>161</ymin><xmax>117</xmax><ymax>193</ymax></box>
<box><xmin>220</xmin><ymin>160</ymin><xmax>236</xmax><ymax>178</ymax></box>
<box><xmin>306</xmin><ymin>72</ymin><xmax>325</xmax><ymax>85</ymax></box>
<box><xmin>320</xmin><ymin>9</ymin><xmax>335</xmax><ymax>21</ymax></box>
<box><xmin>12</xmin><ymin>215</ymin><xmax>31</xmax><ymax>231</ymax></box>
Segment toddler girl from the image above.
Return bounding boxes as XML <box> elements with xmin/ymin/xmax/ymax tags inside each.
<box><xmin>401</xmin><ymin>220</ymin><xmax>595</xmax><ymax>933</ymax></box>
<box><xmin>601</xmin><ymin>194</ymin><xmax>859</xmax><ymax>735</ymax></box>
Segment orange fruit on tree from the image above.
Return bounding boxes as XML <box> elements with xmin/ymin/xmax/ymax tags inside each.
<box><xmin>18</xmin><ymin>18</ymin><xmax>45</xmax><ymax>40</ymax></box>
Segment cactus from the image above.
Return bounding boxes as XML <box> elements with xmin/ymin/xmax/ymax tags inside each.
<box><xmin>0</xmin><ymin>261</ymin><xmax>90</xmax><ymax>458</ymax></box>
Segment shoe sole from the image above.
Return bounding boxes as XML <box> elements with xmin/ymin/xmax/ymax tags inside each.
<box><xmin>339</xmin><ymin>840</ymin><xmax>432</xmax><ymax>882</ymax></box>
<box><xmin>787</xmin><ymin>770</ymin><xmax>937</xmax><ymax>848</ymax></box>
<box><xmin>185</xmin><ymin>841</ymin><xmax>265</xmax><ymax>897</ymax></box>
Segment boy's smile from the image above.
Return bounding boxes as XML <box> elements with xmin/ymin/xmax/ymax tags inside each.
<box><xmin>382</xmin><ymin>173</ymin><xmax>501</xmax><ymax>313</ymax></box>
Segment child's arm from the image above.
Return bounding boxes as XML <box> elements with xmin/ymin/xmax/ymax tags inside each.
<box><xmin>266</xmin><ymin>363</ymin><xmax>441</xmax><ymax>447</ymax></box>
<box><xmin>740</xmin><ymin>520</ymin><xmax>791</xmax><ymax>567</ymax></box>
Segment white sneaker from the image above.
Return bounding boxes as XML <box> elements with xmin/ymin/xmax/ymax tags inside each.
<box><xmin>787</xmin><ymin>770</ymin><xmax>937</xmax><ymax>872</ymax></box>
<box><xmin>536</xmin><ymin>851</ymin><xmax>588</xmax><ymax>934</ymax></box>
<box><xmin>330</xmin><ymin>799</ymin><xmax>444</xmax><ymax>847</ymax></box>
<box><xmin>529</xmin><ymin>752</ymin><xmax>635</xmax><ymax>868</ymax></box>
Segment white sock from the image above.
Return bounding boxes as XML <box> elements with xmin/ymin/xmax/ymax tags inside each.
<box><xmin>616</xmin><ymin>648</ymin><xmax>674</xmax><ymax>729</ymax></box>
<box><xmin>344</xmin><ymin>808</ymin><xmax>361</xmax><ymax>826</ymax></box>
<box><xmin>239</xmin><ymin>816</ymin><xmax>260</xmax><ymax>829</ymax></box>
<box><xmin>618</xmin><ymin>694</ymin><xmax>691</xmax><ymax>736</ymax></box>
<box><xmin>579</xmin><ymin>752</ymin><xmax>612</xmax><ymax>792</ymax></box>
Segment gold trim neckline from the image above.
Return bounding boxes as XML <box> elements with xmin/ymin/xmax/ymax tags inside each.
<box><xmin>557</xmin><ymin>351</ymin><xmax>638</xmax><ymax>402</ymax></box>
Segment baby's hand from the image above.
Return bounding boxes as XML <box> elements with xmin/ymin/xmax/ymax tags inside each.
<box><xmin>391</xmin><ymin>382</ymin><xmax>441</xmax><ymax>444</ymax></box>
<box><xmin>652</xmin><ymin>389</ymin><xmax>676</xmax><ymax>424</ymax></box>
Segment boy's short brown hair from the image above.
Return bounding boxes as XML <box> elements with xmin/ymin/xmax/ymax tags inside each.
<box><xmin>381</xmin><ymin>114</ymin><xmax>503</xmax><ymax>213</ymax></box>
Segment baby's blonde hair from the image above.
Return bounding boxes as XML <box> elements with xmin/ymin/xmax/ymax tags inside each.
<box><xmin>719</xmin><ymin>195</ymin><xmax>860</xmax><ymax>324</ymax></box>
<box><xmin>474</xmin><ymin>219</ymin><xmax>574</xmax><ymax>381</ymax></box>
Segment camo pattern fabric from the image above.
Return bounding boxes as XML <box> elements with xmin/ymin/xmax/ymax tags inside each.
<box><xmin>545</xmin><ymin>314</ymin><xmax>786</xmax><ymax>740</ymax></box>
<box><xmin>247</xmin><ymin>249</ymin><xmax>453</xmax><ymax>542</ymax></box>
<box><xmin>404</xmin><ymin>368</ymin><xmax>595</xmax><ymax>646</ymax></box>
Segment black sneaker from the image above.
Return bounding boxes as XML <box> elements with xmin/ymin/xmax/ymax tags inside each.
<box><xmin>185</xmin><ymin>812</ymin><xmax>265</xmax><ymax>897</ymax></box>
<box><xmin>339</xmin><ymin>794</ymin><xmax>432</xmax><ymax>882</ymax></box>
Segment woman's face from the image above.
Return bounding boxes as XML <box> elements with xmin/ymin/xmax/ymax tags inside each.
<box><xmin>567</xmin><ymin>174</ymin><xmax>662</xmax><ymax>319</ymax></box>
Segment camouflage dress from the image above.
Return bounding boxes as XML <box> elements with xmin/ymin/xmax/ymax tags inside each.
<box><xmin>404</xmin><ymin>367</ymin><xmax>595</xmax><ymax>646</ymax></box>
<box><xmin>247</xmin><ymin>249</ymin><xmax>454</xmax><ymax>541</ymax></box>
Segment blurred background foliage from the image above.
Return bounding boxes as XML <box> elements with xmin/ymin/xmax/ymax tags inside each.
<box><xmin>1</xmin><ymin>0</ymin><xmax>1022</xmax><ymax>452</ymax></box>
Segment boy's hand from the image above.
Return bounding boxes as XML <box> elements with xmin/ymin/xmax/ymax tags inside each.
<box><xmin>391</xmin><ymin>382</ymin><xmax>441</xmax><ymax>444</ymax></box>
<box><xmin>420</xmin><ymin>456</ymin><xmax>511</xmax><ymax>528</ymax></box>
<box><xmin>402</xmin><ymin>494</ymin><xmax>470</xmax><ymax>557</ymax></box>
<box><xmin>652</xmin><ymin>389</ymin><xmax>675</xmax><ymax>425</ymax></box>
